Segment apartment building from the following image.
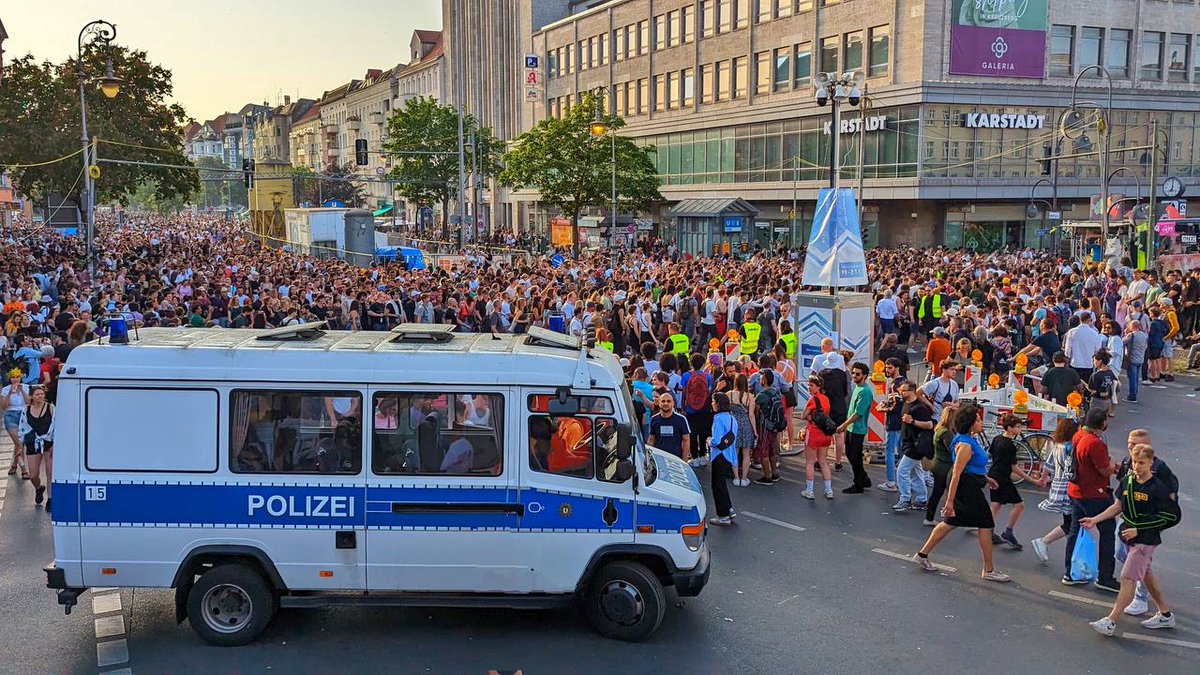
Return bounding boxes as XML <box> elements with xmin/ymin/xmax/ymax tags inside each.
<box><xmin>531</xmin><ymin>0</ymin><xmax>1200</xmax><ymax>251</ymax></box>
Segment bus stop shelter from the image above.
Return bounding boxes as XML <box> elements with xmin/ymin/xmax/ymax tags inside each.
<box><xmin>666</xmin><ymin>198</ymin><xmax>760</xmax><ymax>257</ymax></box>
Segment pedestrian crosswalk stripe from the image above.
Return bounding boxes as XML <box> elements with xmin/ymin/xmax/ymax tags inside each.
<box><xmin>871</xmin><ymin>547</ymin><xmax>957</xmax><ymax>573</ymax></box>
<box><xmin>1048</xmin><ymin>590</ymin><xmax>1106</xmax><ymax>606</ymax></box>
<box><xmin>1121</xmin><ymin>633</ymin><xmax>1200</xmax><ymax>650</ymax></box>
<box><xmin>740</xmin><ymin>511</ymin><xmax>808</xmax><ymax>532</ymax></box>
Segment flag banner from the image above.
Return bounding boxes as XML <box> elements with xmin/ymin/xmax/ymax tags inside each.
<box><xmin>802</xmin><ymin>188</ymin><xmax>867</xmax><ymax>287</ymax></box>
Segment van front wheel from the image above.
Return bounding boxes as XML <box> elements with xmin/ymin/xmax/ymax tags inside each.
<box><xmin>186</xmin><ymin>564</ymin><xmax>275</xmax><ymax>646</ymax></box>
<box><xmin>584</xmin><ymin>561</ymin><xmax>666</xmax><ymax>642</ymax></box>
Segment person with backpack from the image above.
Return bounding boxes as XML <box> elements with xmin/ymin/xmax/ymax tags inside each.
<box><xmin>837</xmin><ymin>362</ymin><xmax>874</xmax><ymax>494</ymax></box>
<box><xmin>800</xmin><ymin>375</ymin><xmax>835</xmax><ymax>499</ymax></box>
<box><xmin>3</xmin><ymin>369</ymin><xmax>30</xmax><ymax>479</ymax></box>
<box><xmin>1030</xmin><ymin>418</ymin><xmax>1080</xmax><ymax>564</ymax></box>
<box><xmin>895</xmin><ymin>380</ymin><xmax>933</xmax><ymax>512</ymax></box>
<box><xmin>1062</xmin><ymin>407</ymin><xmax>1120</xmax><ymax>592</ymax></box>
<box><xmin>1083</xmin><ymin>444</ymin><xmax>1181</xmax><ymax>636</ymax></box>
<box><xmin>681</xmin><ymin>354</ymin><xmax>714</xmax><ymax>468</ymax></box>
<box><xmin>707</xmin><ymin>392</ymin><xmax>740</xmax><ymax>526</ymax></box>
<box><xmin>752</xmin><ymin>369</ymin><xmax>786</xmax><ymax>486</ymax></box>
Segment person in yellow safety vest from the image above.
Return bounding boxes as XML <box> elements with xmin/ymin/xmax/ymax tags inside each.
<box><xmin>596</xmin><ymin>327</ymin><xmax>615</xmax><ymax>353</ymax></box>
<box><xmin>741</xmin><ymin>308</ymin><xmax>762</xmax><ymax>358</ymax></box>
<box><xmin>778</xmin><ymin>319</ymin><xmax>797</xmax><ymax>360</ymax></box>
<box><xmin>916</xmin><ymin>287</ymin><xmax>943</xmax><ymax>337</ymax></box>
<box><xmin>666</xmin><ymin>323</ymin><xmax>690</xmax><ymax>356</ymax></box>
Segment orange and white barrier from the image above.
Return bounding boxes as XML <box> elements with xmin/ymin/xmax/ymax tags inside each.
<box><xmin>963</xmin><ymin>364</ymin><xmax>983</xmax><ymax>393</ymax></box>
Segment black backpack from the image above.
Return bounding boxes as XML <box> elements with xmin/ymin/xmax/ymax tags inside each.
<box><xmin>761</xmin><ymin>389</ymin><xmax>788</xmax><ymax>433</ymax></box>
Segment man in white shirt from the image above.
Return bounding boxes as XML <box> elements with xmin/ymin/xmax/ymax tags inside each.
<box><xmin>1064</xmin><ymin>311</ymin><xmax>1106</xmax><ymax>381</ymax></box>
<box><xmin>876</xmin><ymin>290</ymin><xmax>899</xmax><ymax>336</ymax></box>
<box><xmin>1125</xmin><ymin>269</ymin><xmax>1150</xmax><ymax>304</ymax></box>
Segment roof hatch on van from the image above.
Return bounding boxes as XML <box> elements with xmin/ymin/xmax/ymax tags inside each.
<box><xmin>254</xmin><ymin>321</ymin><xmax>328</xmax><ymax>341</ymax></box>
<box><xmin>389</xmin><ymin>323</ymin><xmax>456</xmax><ymax>343</ymax></box>
<box><xmin>525</xmin><ymin>325</ymin><xmax>581</xmax><ymax>351</ymax></box>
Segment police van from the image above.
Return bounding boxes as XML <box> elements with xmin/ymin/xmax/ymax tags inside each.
<box><xmin>44</xmin><ymin>323</ymin><xmax>710</xmax><ymax>645</ymax></box>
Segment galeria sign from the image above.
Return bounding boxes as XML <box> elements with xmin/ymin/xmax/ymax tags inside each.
<box><xmin>962</xmin><ymin>113</ymin><xmax>1046</xmax><ymax>129</ymax></box>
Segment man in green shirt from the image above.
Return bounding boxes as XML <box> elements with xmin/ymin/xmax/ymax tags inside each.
<box><xmin>837</xmin><ymin>362</ymin><xmax>874</xmax><ymax>493</ymax></box>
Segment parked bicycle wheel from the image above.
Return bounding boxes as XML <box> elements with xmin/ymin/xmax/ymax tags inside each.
<box><xmin>1013</xmin><ymin>432</ymin><xmax>1052</xmax><ymax>485</ymax></box>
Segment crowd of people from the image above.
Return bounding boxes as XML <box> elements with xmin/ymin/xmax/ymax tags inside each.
<box><xmin>1</xmin><ymin>211</ymin><xmax>1192</xmax><ymax>637</ymax></box>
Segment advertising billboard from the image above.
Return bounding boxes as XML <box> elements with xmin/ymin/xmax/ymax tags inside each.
<box><xmin>949</xmin><ymin>0</ymin><xmax>1048</xmax><ymax>79</ymax></box>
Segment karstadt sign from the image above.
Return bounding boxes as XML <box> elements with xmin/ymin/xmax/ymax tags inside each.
<box><xmin>961</xmin><ymin>113</ymin><xmax>1046</xmax><ymax>129</ymax></box>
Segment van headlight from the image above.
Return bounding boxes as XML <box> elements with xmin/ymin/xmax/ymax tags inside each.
<box><xmin>680</xmin><ymin>522</ymin><xmax>705</xmax><ymax>552</ymax></box>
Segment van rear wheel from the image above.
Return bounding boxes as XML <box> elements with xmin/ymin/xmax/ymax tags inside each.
<box><xmin>585</xmin><ymin>560</ymin><xmax>666</xmax><ymax>642</ymax></box>
<box><xmin>186</xmin><ymin>564</ymin><xmax>275</xmax><ymax>646</ymax></box>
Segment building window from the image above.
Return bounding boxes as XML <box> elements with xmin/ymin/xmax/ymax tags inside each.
<box><xmin>702</xmin><ymin>0</ymin><xmax>716</xmax><ymax>37</ymax></box>
<box><xmin>666</xmin><ymin>71</ymin><xmax>678</xmax><ymax>109</ymax></box>
<box><xmin>1079</xmin><ymin>27</ymin><xmax>1103</xmax><ymax>72</ymax></box>
<box><xmin>718</xmin><ymin>0</ymin><xmax>733</xmax><ymax>32</ymax></box>
<box><xmin>820</xmin><ymin>36</ymin><xmax>838</xmax><ymax>74</ymax></box>
<box><xmin>757</xmin><ymin>0</ymin><xmax>773</xmax><ymax>23</ymax></box>
<box><xmin>1141</xmin><ymin>31</ymin><xmax>1164</xmax><ymax>80</ymax></box>
<box><xmin>669</xmin><ymin>10</ymin><xmax>682</xmax><ymax>47</ymax></box>
<box><xmin>754</xmin><ymin>51</ymin><xmax>772</xmax><ymax>94</ymax></box>
<box><xmin>733</xmin><ymin>55</ymin><xmax>748</xmax><ymax>98</ymax></box>
<box><xmin>774</xmin><ymin>47</ymin><xmax>791</xmax><ymax>91</ymax></box>
<box><xmin>683</xmin><ymin>68</ymin><xmax>695</xmax><ymax>106</ymax></box>
<box><xmin>1108</xmin><ymin>28</ymin><xmax>1131</xmax><ymax>77</ymax></box>
<box><xmin>822</xmin><ymin>0</ymin><xmax>839</xmax><ymax>5</ymax></box>
<box><xmin>654</xmin><ymin>74</ymin><xmax>665</xmax><ymax>111</ymax></box>
<box><xmin>1168</xmin><ymin>33</ymin><xmax>1190</xmax><ymax>82</ymax></box>
<box><xmin>682</xmin><ymin>5</ymin><xmax>695</xmax><ymax>43</ymax></box>
<box><xmin>717</xmin><ymin>59</ymin><xmax>732</xmax><ymax>101</ymax></box>
<box><xmin>639</xmin><ymin>78</ymin><xmax>650</xmax><ymax>113</ymax></box>
<box><xmin>868</xmin><ymin>25</ymin><xmax>890</xmax><ymax>77</ymax></box>
<box><xmin>844</xmin><ymin>31</ymin><xmax>864</xmax><ymax>73</ymax></box>
<box><xmin>230</xmin><ymin>390</ymin><xmax>363</xmax><ymax>474</ymax></box>
<box><xmin>1049</xmin><ymin>25</ymin><xmax>1075</xmax><ymax>76</ymax></box>
<box><xmin>581</xmin><ymin>38</ymin><xmax>592</xmax><ymax>70</ymax></box>
<box><xmin>599</xmin><ymin>32</ymin><xmax>609</xmax><ymax>66</ymax></box>
<box><xmin>639</xmin><ymin>20</ymin><xmax>650</xmax><ymax>55</ymax></box>
<box><xmin>655</xmin><ymin>14</ymin><xmax>667</xmax><ymax>50</ymax></box>
<box><xmin>701</xmin><ymin>63</ymin><xmax>716</xmax><ymax>103</ymax></box>
<box><xmin>798</xmin><ymin>0</ymin><xmax>813</xmax><ymax>11</ymax></box>
<box><xmin>735</xmin><ymin>0</ymin><xmax>750</xmax><ymax>29</ymax></box>
<box><xmin>1195</xmin><ymin>34</ymin><xmax>1200</xmax><ymax>81</ymax></box>
<box><xmin>615</xmin><ymin>29</ymin><xmax>626</xmax><ymax>62</ymax></box>
<box><xmin>794</xmin><ymin>42</ymin><xmax>812</xmax><ymax>86</ymax></box>
<box><xmin>566</xmin><ymin>42</ymin><xmax>575</xmax><ymax>74</ymax></box>
<box><xmin>615</xmin><ymin>83</ymin><xmax>626</xmax><ymax>117</ymax></box>
<box><xmin>777</xmin><ymin>0</ymin><xmax>793</xmax><ymax>18</ymax></box>
<box><xmin>371</xmin><ymin>393</ymin><xmax>503</xmax><ymax>476</ymax></box>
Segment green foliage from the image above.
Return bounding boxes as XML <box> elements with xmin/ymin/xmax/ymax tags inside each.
<box><xmin>126</xmin><ymin>178</ymin><xmax>190</xmax><ymax>214</ymax></box>
<box><xmin>381</xmin><ymin>96</ymin><xmax>501</xmax><ymax>219</ymax></box>
<box><xmin>0</xmin><ymin>45</ymin><xmax>198</xmax><ymax>204</ymax></box>
<box><xmin>499</xmin><ymin>90</ymin><xmax>662</xmax><ymax>230</ymax></box>
<box><xmin>292</xmin><ymin>163</ymin><xmax>367</xmax><ymax>207</ymax></box>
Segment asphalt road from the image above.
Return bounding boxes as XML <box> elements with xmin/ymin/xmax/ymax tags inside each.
<box><xmin>2</xmin><ymin>375</ymin><xmax>1198</xmax><ymax>675</ymax></box>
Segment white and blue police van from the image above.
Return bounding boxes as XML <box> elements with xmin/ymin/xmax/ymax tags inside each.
<box><xmin>44</xmin><ymin>323</ymin><xmax>709</xmax><ymax>645</ymax></box>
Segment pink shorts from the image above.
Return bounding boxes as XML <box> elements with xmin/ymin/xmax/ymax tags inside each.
<box><xmin>1121</xmin><ymin>544</ymin><xmax>1157</xmax><ymax>581</ymax></box>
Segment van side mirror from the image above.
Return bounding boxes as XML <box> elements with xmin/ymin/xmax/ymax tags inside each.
<box><xmin>616</xmin><ymin>422</ymin><xmax>633</xmax><ymax>461</ymax></box>
<box><xmin>613</xmin><ymin>460</ymin><xmax>635</xmax><ymax>483</ymax></box>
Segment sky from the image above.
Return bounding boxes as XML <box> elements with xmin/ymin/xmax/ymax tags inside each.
<box><xmin>2</xmin><ymin>0</ymin><xmax>443</xmax><ymax>122</ymax></box>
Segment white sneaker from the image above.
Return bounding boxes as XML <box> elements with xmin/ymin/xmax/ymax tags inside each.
<box><xmin>922</xmin><ymin>519</ymin><xmax>937</xmax><ymax>527</ymax></box>
<box><xmin>1123</xmin><ymin>598</ymin><xmax>1149</xmax><ymax>617</ymax></box>
<box><xmin>801</xmin><ymin>490</ymin><xmax>815</xmax><ymax>500</ymax></box>
<box><xmin>1089</xmin><ymin>617</ymin><xmax>1116</xmax><ymax>636</ymax></box>
<box><xmin>981</xmin><ymin>569</ymin><xmax>1012</xmax><ymax>583</ymax></box>
<box><xmin>876</xmin><ymin>481</ymin><xmax>899</xmax><ymax>493</ymax></box>
<box><xmin>708</xmin><ymin>516</ymin><xmax>733</xmax><ymax>526</ymax></box>
<box><xmin>1031</xmin><ymin>538</ymin><xmax>1049</xmax><ymax>564</ymax></box>
<box><xmin>824</xmin><ymin>489</ymin><xmax>835</xmax><ymax>499</ymax></box>
<box><xmin>913</xmin><ymin>553</ymin><xmax>936</xmax><ymax>571</ymax></box>
<box><xmin>1140</xmin><ymin>612</ymin><xmax>1176</xmax><ymax>629</ymax></box>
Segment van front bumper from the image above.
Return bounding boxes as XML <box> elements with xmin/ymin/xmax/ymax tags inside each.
<box><xmin>671</xmin><ymin>547</ymin><xmax>710</xmax><ymax>597</ymax></box>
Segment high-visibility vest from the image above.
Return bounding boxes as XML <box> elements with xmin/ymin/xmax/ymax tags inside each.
<box><xmin>741</xmin><ymin>321</ymin><xmax>761</xmax><ymax>355</ymax></box>
<box><xmin>918</xmin><ymin>294</ymin><xmax>942</xmax><ymax>320</ymax></box>
<box><xmin>780</xmin><ymin>332</ymin><xmax>797</xmax><ymax>359</ymax></box>
<box><xmin>668</xmin><ymin>332</ymin><xmax>689</xmax><ymax>355</ymax></box>
<box><xmin>598</xmin><ymin>340</ymin><xmax>614</xmax><ymax>353</ymax></box>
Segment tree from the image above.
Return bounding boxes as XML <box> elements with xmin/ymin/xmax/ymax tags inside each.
<box><xmin>126</xmin><ymin>178</ymin><xmax>189</xmax><ymax>214</ymax></box>
<box><xmin>0</xmin><ymin>45</ymin><xmax>198</xmax><ymax>205</ymax></box>
<box><xmin>195</xmin><ymin>156</ymin><xmax>232</xmax><ymax>209</ymax></box>
<box><xmin>292</xmin><ymin>163</ymin><xmax>367</xmax><ymax>207</ymax></box>
<box><xmin>500</xmin><ymin>90</ymin><xmax>662</xmax><ymax>254</ymax></box>
<box><xmin>382</xmin><ymin>96</ymin><xmax>502</xmax><ymax>240</ymax></box>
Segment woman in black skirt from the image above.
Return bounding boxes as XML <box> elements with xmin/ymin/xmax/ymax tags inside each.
<box><xmin>989</xmin><ymin>413</ymin><xmax>1047</xmax><ymax>551</ymax></box>
<box><xmin>913</xmin><ymin>403</ymin><xmax>1013</xmax><ymax>582</ymax></box>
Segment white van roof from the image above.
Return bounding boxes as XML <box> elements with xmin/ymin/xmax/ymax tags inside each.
<box><xmin>64</xmin><ymin>327</ymin><xmax>626</xmax><ymax>389</ymax></box>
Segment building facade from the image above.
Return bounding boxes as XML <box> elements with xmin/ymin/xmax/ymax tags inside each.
<box><xmin>249</xmin><ymin>96</ymin><xmax>317</xmax><ymax>162</ymax></box>
<box><xmin>288</xmin><ymin>104</ymin><xmax>323</xmax><ymax>172</ymax></box>
<box><xmin>531</xmin><ymin>0</ymin><xmax>1200</xmax><ymax>251</ymax></box>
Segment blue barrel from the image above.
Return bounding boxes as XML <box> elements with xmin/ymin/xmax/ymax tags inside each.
<box><xmin>547</xmin><ymin>311</ymin><xmax>565</xmax><ymax>334</ymax></box>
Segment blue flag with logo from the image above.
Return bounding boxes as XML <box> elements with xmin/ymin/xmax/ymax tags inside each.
<box><xmin>802</xmin><ymin>188</ymin><xmax>868</xmax><ymax>287</ymax></box>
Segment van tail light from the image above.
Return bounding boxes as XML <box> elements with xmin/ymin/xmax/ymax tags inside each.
<box><xmin>680</xmin><ymin>522</ymin><xmax>705</xmax><ymax>551</ymax></box>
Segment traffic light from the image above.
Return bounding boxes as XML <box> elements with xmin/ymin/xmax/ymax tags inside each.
<box><xmin>355</xmin><ymin>139</ymin><xmax>368</xmax><ymax>166</ymax></box>
<box><xmin>242</xmin><ymin>158</ymin><xmax>255</xmax><ymax>188</ymax></box>
<box><xmin>1040</xmin><ymin>144</ymin><xmax>1052</xmax><ymax>176</ymax></box>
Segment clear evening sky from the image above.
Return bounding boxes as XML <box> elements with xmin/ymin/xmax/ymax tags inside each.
<box><xmin>3</xmin><ymin>0</ymin><xmax>442</xmax><ymax>122</ymax></box>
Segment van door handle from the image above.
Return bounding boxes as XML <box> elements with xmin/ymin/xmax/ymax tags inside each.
<box><xmin>335</xmin><ymin>531</ymin><xmax>357</xmax><ymax>549</ymax></box>
<box><xmin>390</xmin><ymin>502</ymin><xmax>524</xmax><ymax>516</ymax></box>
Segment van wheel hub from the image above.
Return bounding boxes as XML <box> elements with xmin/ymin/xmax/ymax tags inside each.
<box><xmin>599</xmin><ymin>580</ymin><xmax>644</xmax><ymax>625</ymax></box>
<box><xmin>201</xmin><ymin>584</ymin><xmax>253</xmax><ymax>634</ymax></box>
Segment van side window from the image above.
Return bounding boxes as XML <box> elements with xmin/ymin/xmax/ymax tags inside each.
<box><xmin>594</xmin><ymin>418</ymin><xmax>623</xmax><ymax>483</ymax></box>
<box><xmin>529</xmin><ymin>415</ymin><xmax>594</xmax><ymax>479</ymax></box>
<box><xmin>230</xmin><ymin>390</ymin><xmax>362</xmax><ymax>474</ymax></box>
<box><xmin>372</xmin><ymin>392</ymin><xmax>503</xmax><ymax>476</ymax></box>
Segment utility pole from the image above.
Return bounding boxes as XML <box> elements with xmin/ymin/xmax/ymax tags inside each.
<box><xmin>1148</xmin><ymin>118</ymin><xmax>1159</xmax><ymax>269</ymax></box>
<box><xmin>454</xmin><ymin>5</ymin><xmax>467</xmax><ymax>250</ymax></box>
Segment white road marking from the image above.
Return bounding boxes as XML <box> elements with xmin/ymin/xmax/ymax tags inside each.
<box><xmin>871</xmin><ymin>547</ymin><xmax>957</xmax><ymax>573</ymax></box>
<box><xmin>740</xmin><ymin>511</ymin><xmax>808</xmax><ymax>532</ymax></box>
<box><xmin>96</xmin><ymin>639</ymin><xmax>129</xmax><ymax>668</ymax></box>
<box><xmin>95</xmin><ymin>615</ymin><xmax>126</xmax><ymax>639</ymax></box>
<box><xmin>101</xmin><ymin>669</ymin><xmax>133</xmax><ymax>675</ymax></box>
<box><xmin>1048</xmin><ymin>590</ymin><xmax>1107</xmax><ymax>606</ymax></box>
<box><xmin>1178</xmin><ymin>492</ymin><xmax>1194</xmax><ymax>503</ymax></box>
<box><xmin>91</xmin><ymin>587</ymin><xmax>130</xmax><ymax>670</ymax></box>
<box><xmin>92</xmin><ymin>593</ymin><xmax>122</xmax><ymax>615</ymax></box>
<box><xmin>1121</xmin><ymin>633</ymin><xmax>1200</xmax><ymax>649</ymax></box>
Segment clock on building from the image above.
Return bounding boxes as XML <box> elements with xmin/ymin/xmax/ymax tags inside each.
<box><xmin>1162</xmin><ymin>176</ymin><xmax>1185</xmax><ymax>199</ymax></box>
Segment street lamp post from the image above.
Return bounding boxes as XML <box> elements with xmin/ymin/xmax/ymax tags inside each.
<box><xmin>77</xmin><ymin>19</ymin><xmax>121</xmax><ymax>279</ymax></box>
<box><xmin>814</xmin><ymin>71</ymin><xmax>863</xmax><ymax>191</ymax></box>
<box><xmin>590</xmin><ymin>89</ymin><xmax>618</xmax><ymax>270</ymax></box>
<box><xmin>1062</xmin><ymin>65</ymin><xmax>1114</xmax><ymax>243</ymax></box>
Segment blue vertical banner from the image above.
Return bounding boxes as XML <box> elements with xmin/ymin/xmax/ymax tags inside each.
<box><xmin>802</xmin><ymin>188</ymin><xmax>868</xmax><ymax>287</ymax></box>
